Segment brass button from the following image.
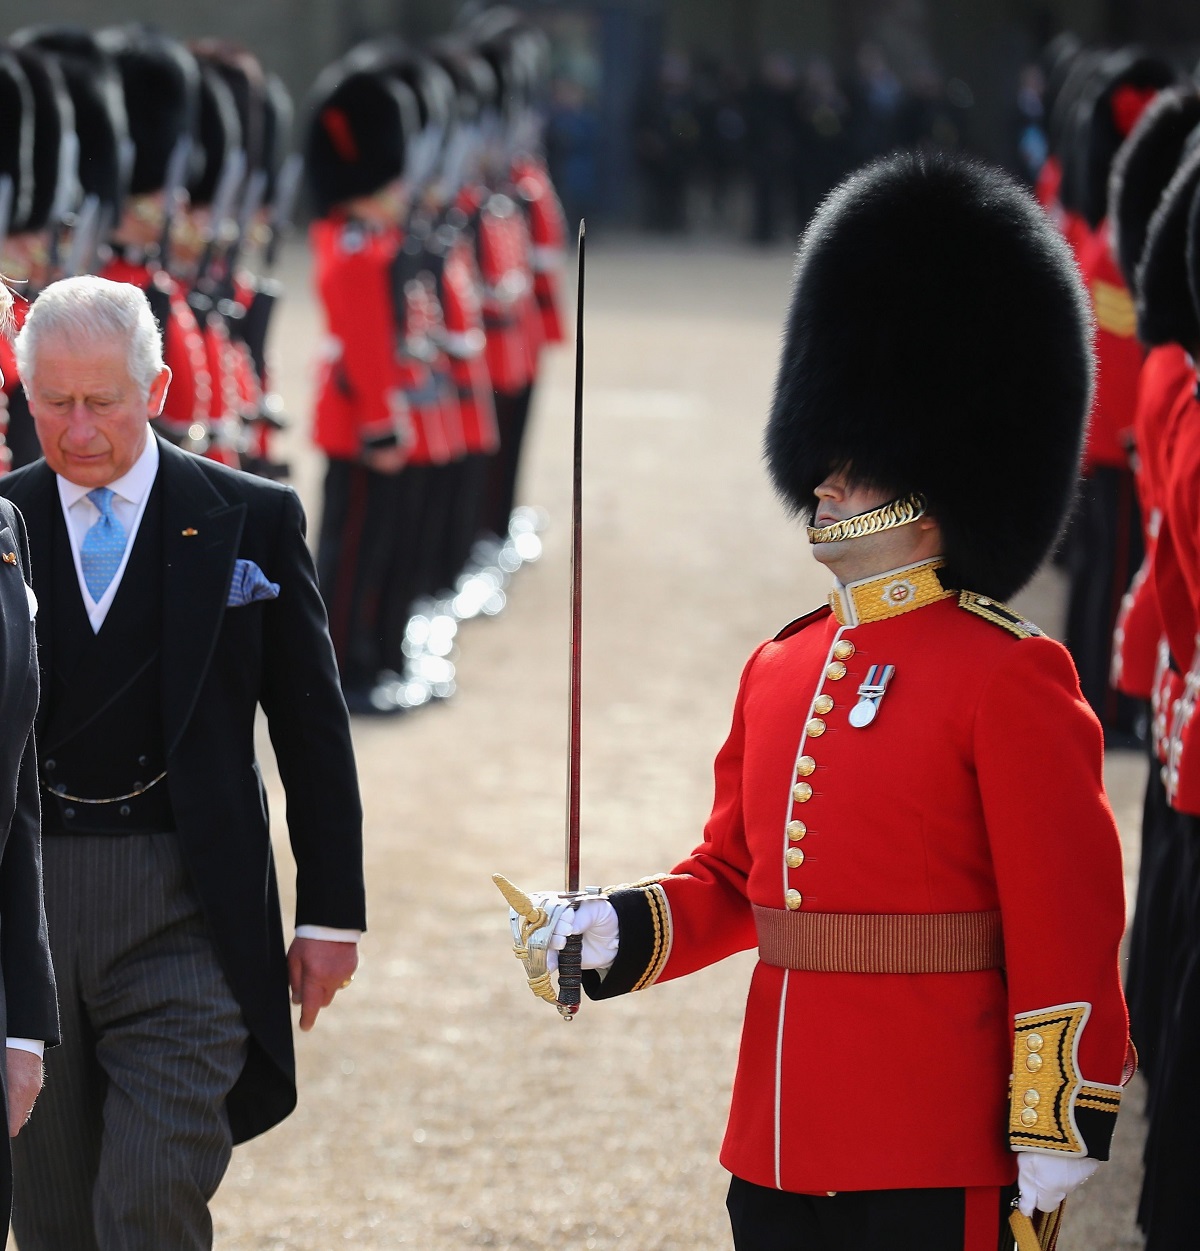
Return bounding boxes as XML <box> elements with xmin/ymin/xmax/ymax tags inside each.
<box><xmin>1020</xmin><ymin>1108</ymin><xmax>1039</xmax><ymax>1127</ymax></box>
<box><xmin>787</xmin><ymin>820</ymin><xmax>807</xmax><ymax>841</ymax></box>
<box><xmin>1026</xmin><ymin>1033</ymin><xmax>1044</xmax><ymax>1053</ymax></box>
<box><xmin>826</xmin><ymin>1191</ymin><xmax>837</xmax><ymax>1197</ymax></box>
<box><xmin>796</xmin><ymin>755</ymin><xmax>816</xmax><ymax>777</ymax></box>
<box><xmin>792</xmin><ymin>782</ymin><xmax>813</xmax><ymax>803</ymax></box>
<box><xmin>784</xmin><ymin>888</ymin><xmax>803</xmax><ymax>910</ymax></box>
<box><xmin>1022</xmin><ymin>1090</ymin><xmax>1040</xmax><ymax>1108</ymax></box>
<box><xmin>785</xmin><ymin>848</ymin><xmax>804</xmax><ymax>868</ymax></box>
<box><xmin>826</xmin><ymin>661</ymin><xmax>847</xmax><ymax>681</ymax></box>
<box><xmin>813</xmin><ymin>694</ymin><xmax>834</xmax><ymax>715</ymax></box>
<box><xmin>977</xmin><ymin>597</ymin><xmax>992</xmax><ymax>606</ymax></box>
<box><xmin>806</xmin><ymin>717</ymin><xmax>827</xmax><ymax>738</ymax></box>
<box><xmin>1025</xmin><ymin>1053</ymin><xmax>1043</xmax><ymax>1073</ymax></box>
<box><xmin>833</xmin><ymin>640</ymin><xmax>855</xmax><ymax>660</ymax></box>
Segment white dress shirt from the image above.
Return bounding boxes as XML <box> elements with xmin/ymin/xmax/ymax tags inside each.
<box><xmin>57</xmin><ymin>426</ymin><xmax>159</xmax><ymax>633</ymax></box>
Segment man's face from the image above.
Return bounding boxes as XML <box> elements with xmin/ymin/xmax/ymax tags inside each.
<box><xmin>810</xmin><ymin>470</ymin><xmax>939</xmax><ymax>581</ymax></box>
<box><xmin>27</xmin><ymin>332</ymin><xmax>170</xmax><ymax>488</ymax></box>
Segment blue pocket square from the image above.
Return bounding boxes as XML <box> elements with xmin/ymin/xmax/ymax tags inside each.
<box><xmin>227</xmin><ymin>559</ymin><xmax>280</xmax><ymax>608</ymax></box>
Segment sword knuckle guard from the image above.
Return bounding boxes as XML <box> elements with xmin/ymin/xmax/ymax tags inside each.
<box><xmin>493</xmin><ymin>875</ymin><xmax>582</xmax><ymax>1017</ymax></box>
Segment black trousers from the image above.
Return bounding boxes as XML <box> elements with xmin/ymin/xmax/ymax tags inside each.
<box><xmin>484</xmin><ymin>384</ymin><xmax>534</xmax><ymax>537</ymax></box>
<box><xmin>1063</xmin><ymin>465</ymin><xmax>1143</xmax><ymax>739</ymax></box>
<box><xmin>726</xmin><ymin>1176</ymin><xmax>1018</xmax><ymax>1251</ymax></box>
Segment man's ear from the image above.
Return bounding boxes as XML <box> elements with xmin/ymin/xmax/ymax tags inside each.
<box><xmin>149</xmin><ymin>365</ymin><xmax>173</xmax><ymax>417</ymax></box>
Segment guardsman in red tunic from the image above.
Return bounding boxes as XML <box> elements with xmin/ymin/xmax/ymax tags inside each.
<box><xmin>1061</xmin><ymin>50</ymin><xmax>1177</xmax><ymax>744</ymax></box>
<box><xmin>1130</xmin><ymin>149</ymin><xmax>1200</xmax><ymax>1249</ymax></box>
<box><xmin>1103</xmin><ymin>87</ymin><xmax>1200</xmax><ymax>1090</ymax></box>
<box><xmin>305</xmin><ymin>60</ymin><xmax>423</xmax><ymax>715</ymax></box>
<box><xmin>502</xmin><ymin>153</ymin><xmax>1132</xmax><ymax>1251</ymax></box>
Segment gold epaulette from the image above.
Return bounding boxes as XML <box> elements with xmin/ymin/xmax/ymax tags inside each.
<box><xmin>1092</xmin><ymin>279</ymin><xmax>1137</xmax><ymax>338</ymax></box>
<box><xmin>958</xmin><ymin>591</ymin><xmax>1043</xmax><ymax>639</ymax></box>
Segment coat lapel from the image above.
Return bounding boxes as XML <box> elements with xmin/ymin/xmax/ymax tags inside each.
<box><xmin>158</xmin><ymin>440</ymin><xmax>246</xmax><ymax>755</ymax></box>
<box><xmin>6</xmin><ymin>461</ymin><xmax>58</xmax><ymax>684</ymax></box>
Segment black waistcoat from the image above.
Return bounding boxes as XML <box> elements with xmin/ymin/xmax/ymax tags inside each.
<box><xmin>40</xmin><ymin>482</ymin><xmax>176</xmax><ymax>835</ymax></box>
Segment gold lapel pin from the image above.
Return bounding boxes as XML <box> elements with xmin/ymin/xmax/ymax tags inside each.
<box><xmin>181</xmin><ymin>528</ymin><xmax>198</xmax><ymax>537</ymax></box>
<box><xmin>1</xmin><ymin>552</ymin><xmax>16</xmax><ymax>565</ymax></box>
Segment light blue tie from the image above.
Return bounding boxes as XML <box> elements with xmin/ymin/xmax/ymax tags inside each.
<box><xmin>80</xmin><ymin>487</ymin><xmax>127</xmax><ymax>602</ymax></box>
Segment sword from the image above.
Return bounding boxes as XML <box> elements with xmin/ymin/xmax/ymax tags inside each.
<box><xmin>557</xmin><ymin>218</ymin><xmax>587</xmax><ymax>1012</ymax></box>
<box><xmin>493</xmin><ymin>219</ymin><xmax>594</xmax><ymax>1020</ymax></box>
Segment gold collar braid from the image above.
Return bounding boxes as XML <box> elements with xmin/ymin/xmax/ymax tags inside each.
<box><xmin>807</xmin><ymin>493</ymin><xmax>927</xmax><ymax>544</ymax></box>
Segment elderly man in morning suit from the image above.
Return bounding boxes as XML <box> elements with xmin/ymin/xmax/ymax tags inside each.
<box><xmin>1</xmin><ymin>276</ymin><xmax>366</xmax><ymax>1250</ymax></box>
<box><xmin>0</xmin><ymin>278</ymin><xmax>60</xmax><ymax>1235</ymax></box>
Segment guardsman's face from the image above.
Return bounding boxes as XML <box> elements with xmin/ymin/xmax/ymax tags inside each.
<box><xmin>27</xmin><ymin>332</ymin><xmax>171</xmax><ymax>488</ymax></box>
<box><xmin>810</xmin><ymin>470</ymin><xmax>942</xmax><ymax>581</ymax></box>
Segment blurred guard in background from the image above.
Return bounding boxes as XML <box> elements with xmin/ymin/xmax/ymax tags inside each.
<box><xmin>305</xmin><ymin>60</ymin><xmax>424</xmax><ymax>715</ymax></box>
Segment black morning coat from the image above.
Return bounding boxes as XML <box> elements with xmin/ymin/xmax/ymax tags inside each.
<box><xmin>2</xmin><ymin>436</ymin><xmax>366</xmax><ymax>1143</ymax></box>
<box><xmin>0</xmin><ymin>497</ymin><xmax>60</xmax><ymax>1221</ymax></box>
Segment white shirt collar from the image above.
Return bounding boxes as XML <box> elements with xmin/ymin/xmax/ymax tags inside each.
<box><xmin>56</xmin><ymin>426</ymin><xmax>159</xmax><ymax>509</ymax></box>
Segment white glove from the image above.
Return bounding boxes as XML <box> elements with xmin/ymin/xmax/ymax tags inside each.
<box><xmin>526</xmin><ymin>894</ymin><xmax>619</xmax><ymax>973</ymax></box>
<box><xmin>1016</xmin><ymin>1151</ymin><xmax>1100</xmax><ymax>1216</ymax></box>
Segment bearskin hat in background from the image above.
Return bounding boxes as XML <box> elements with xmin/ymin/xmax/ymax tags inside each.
<box><xmin>99</xmin><ymin>26</ymin><xmax>199</xmax><ymax>198</ymax></box>
<box><xmin>11</xmin><ymin>26</ymin><xmax>131</xmax><ymax>217</ymax></box>
<box><xmin>192</xmin><ymin>40</ymin><xmax>266</xmax><ymax>179</ymax></box>
<box><xmin>303</xmin><ymin>63</ymin><xmax>418</xmax><ymax>218</ymax></box>
<box><xmin>0</xmin><ymin>48</ymin><xmax>35</xmax><ymax>230</ymax></box>
<box><xmin>1136</xmin><ymin>133</ymin><xmax>1200</xmax><ymax>349</ymax></box>
<box><xmin>765</xmin><ymin>151</ymin><xmax>1093</xmax><ymax>602</ymax></box>
<box><xmin>1185</xmin><ymin>173</ymin><xmax>1200</xmax><ymax>327</ymax></box>
<box><xmin>1109</xmin><ymin>85</ymin><xmax>1200</xmax><ymax>291</ymax></box>
<box><xmin>1050</xmin><ymin>48</ymin><xmax>1105</xmax><ymax>215</ymax></box>
<box><xmin>260</xmin><ymin>73</ymin><xmax>293</xmax><ymax>203</ymax></box>
<box><xmin>189</xmin><ymin>61</ymin><xmax>242</xmax><ymax>208</ymax></box>
<box><xmin>10</xmin><ymin>45</ymin><xmax>74</xmax><ymax>233</ymax></box>
<box><xmin>1075</xmin><ymin>48</ymin><xmax>1178</xmax><ymax>230</ymax></box>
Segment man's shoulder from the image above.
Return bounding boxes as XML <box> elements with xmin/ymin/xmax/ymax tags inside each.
<box><xmin>0</xmin><ymin>460</ymin><xmax>53</xmax><ymax>508</ymax></box>
<box><xmin>160</xmin><ymin>440</ymin><xmax>296</xmax><ymax>512</ymax></box>
<box><xmin>771</xmin><ymin>604</ymin><xmax>833</xmax><ymax>642</ymax></box>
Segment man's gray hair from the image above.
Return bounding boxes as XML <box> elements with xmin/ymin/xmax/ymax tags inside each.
<box><xmin>15</xmin><ymin>276</ymin><xmax>165</xmax><ymax>399</ymax></box>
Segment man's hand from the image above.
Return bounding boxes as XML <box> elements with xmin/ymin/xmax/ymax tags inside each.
<box><xmin>1016</xmin><ymin>1151</ymin><xmax>1100</xmax><ymax>1216</ymax></box>
<box><xmin>6</xmin><ymin>1047</ymin><xmax>43</xmax><ymax>1137</ymax></box>
<box><xmin>286</xmin><ymin>936</ymin><xmax>359</xmax><ymax>1032</ymax></box>
<box><xmin>362</xmin><ymin>446</ymin><xmax>408</xmax><ymax>475</ymax></box>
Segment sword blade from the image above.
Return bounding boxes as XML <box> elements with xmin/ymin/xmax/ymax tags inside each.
<box><xmin>565</xmin><ymin>218</ymin><xmax>585</xmax><ymax>894</ymax></box>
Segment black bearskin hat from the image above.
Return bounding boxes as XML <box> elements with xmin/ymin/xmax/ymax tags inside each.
<box><xmin>765</xmin><ymin>151</ymin><xmax>1093</xmax><ymax>602</ymax></box>
<box><xmin>303</xmin><ymin>63</ymin><xmax>417</xmax><ymax>218</ymax></box>
<box><xmin>1075</xmin><ymin>49</ymin><xmax>1178</xmax><ymax>230</ymax></box>
<box><xmin>0</xmin><ymin>48</ymin><xmax>35</xmax><ymax>231</ymax></box>
<box><xmin>1109</xmin><ymin>85</ymin><xmax>1200</xmax><ymax>291</ymax></box>
<box><xmin>188</xmin><ymin>62</ymin><xmax>242</xmax><ymax>208</ymax></box>
<box><xmin>192</xmin><ymin>40</ymin><xmax>266</xmax><ymax>178</ymax></box>
<box><xmin>1186</xmin><ymin>175</ymin><xmax>1200</xmax><ymax>327</ymax></box>
<box><xmin>11</xmin><ymin>26</ymin><xmax>130</xmax><ymax>217</ymax></box>
<box><xmin>1136</xmin><ymin>132</ymin><xmax>1200</xmax><ymax>349</ymax></box>
<box><xmin>260</xmin><ymin>73</ymin><xmax>293</xmax><ymax>203</ymax></box>
<box><xmin>98</xmin><ymin>26</ymin><xmax>200</xmax><ymax>198</ymax></box>
<box><xmin>10</xmin><ymin>45</ymin><xmax>75</xmax><ymax>233</ymax></box>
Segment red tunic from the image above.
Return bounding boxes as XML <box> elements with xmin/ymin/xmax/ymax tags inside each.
<box><xmin>1077</xmin><ymin>223</ymin><xmax>1144</xmax><ymax>474</ymax></box>
<box><xmin>439</xmin><ymin>239</ymin><xmax>499</xmax><ymax>455</ymax></box>
<box><xmin>590</xmin><ymin>562</ymin><xmax>1130</xmax><ymax>1194</ymax></box>
<box><xmin>1112</xmin><ymin>345</ymin><xmax>1195</xmax><ymax>699</ymax></box>
<box><xmin>511</xmin><ymin>154</ymin><xmax>567</xmax><ymax>346</ymax></box>
<box><xmin>310</xmin><ymin>216</ymin><xmax>410</xmax><ymax>461</ymax></box>
<box><xmin>460</xmin><ymin>185</ymin><xmax>537</xmax><ymax>395</ymax></box>
<box><xmin>1160</xmin><ymin>393</ymin><xmax>1200</xmax><ymax>813</ymax></box>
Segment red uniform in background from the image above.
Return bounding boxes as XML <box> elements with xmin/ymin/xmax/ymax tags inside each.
<box><xmin>1112</xmin><ymin>344</ymin><xmax>1195</xmax><ymax>700</ymax></box>
<box><xmin>511</xmin><ymin>153</ymin><xmax>567</xmax><ymax>347</ymax></box>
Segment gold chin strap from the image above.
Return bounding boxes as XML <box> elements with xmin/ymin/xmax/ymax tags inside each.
<box><xmin>806</xmin><ymin>493</ymin><xmax>927</xmax><ymax>545</ymax></box>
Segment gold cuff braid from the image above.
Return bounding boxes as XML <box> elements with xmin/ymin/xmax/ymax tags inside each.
<box><xmin>806</xmin><ymin>493</ymin><xmax>927</xmax><ymax>544</ymax></box>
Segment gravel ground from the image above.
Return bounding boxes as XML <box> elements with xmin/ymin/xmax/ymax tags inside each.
<box><xmin>12</xmin><ymin>238</ymin><xmax>1152</xmax><ymax>1249</ymax></box>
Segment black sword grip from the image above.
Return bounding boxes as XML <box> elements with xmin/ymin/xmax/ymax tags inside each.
<box><xmin>558</xmin><ymin>933</ymin><xmax>583</xmax><ymax>1012</ymax></box>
